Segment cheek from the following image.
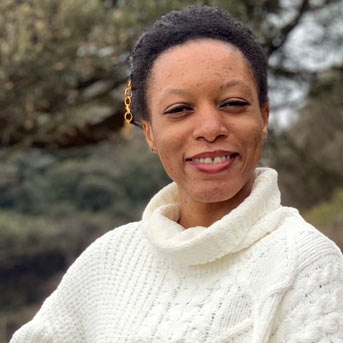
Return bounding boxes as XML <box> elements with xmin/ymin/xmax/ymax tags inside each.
<box><xmin>155</xmin><ymin>129</ymin><xmax>182</xmax><ymax>155</ymax></box>
<box><xmin>158</xmin><ymin>153</ymin><xmax>180</xmax><ymax>182</ymax></box>
<box><xmin>238</xmin><ymin>119</ymin><xmax>264</xmax><ymax>150</ymax></box>
<box><xmin>156</xmin><ymin>141</ymin><xmax>179</xmax><ymax>175</ymax></box>
<box><xmin>252</xmin><ymin>127</ymin><xmax>264</xmax><ymax>146</ymax></box>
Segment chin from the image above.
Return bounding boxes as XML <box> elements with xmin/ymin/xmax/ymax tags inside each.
<box><xmin>187</xmin><ymin>182</ymin><xmax>243</xmax><ymax>204</ymax></box>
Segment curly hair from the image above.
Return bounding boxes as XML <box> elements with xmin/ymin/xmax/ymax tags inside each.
<box><xmin>129</xmin><ymin>5</ymin><xmax>268</xmax><ymax>123</ymax></box>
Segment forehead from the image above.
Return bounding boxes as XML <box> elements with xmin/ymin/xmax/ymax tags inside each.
<box><xmin>147</xmin><ymin>38</ymin><xmax>256</xmax><ymax>94</ymax></box>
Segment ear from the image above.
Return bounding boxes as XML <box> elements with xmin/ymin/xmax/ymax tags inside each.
<box><xmin>142</xmin><ymin>121</ymin><xmax>157</xmax><ymax>152</ymax></box>
<box><xmin>261</xmin><ymin>102</ymin><xmax>270</xmax><ymax>136</ymax></box>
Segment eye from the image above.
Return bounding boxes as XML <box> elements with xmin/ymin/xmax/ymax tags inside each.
<box><xmin>163</xmin><ymin>104</ymin><xmax>193</xmax><ymax>115</ymax></box>
<box><xmin>220</xmin><ymin>99</ymin><xmax>250</xmax><ymax>108</ymax></box>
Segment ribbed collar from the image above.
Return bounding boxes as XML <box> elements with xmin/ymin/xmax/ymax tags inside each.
<box><xmin>142</xmin><ymin>168</ymin><xmax>287</xmax><ymax>266</ymax></box>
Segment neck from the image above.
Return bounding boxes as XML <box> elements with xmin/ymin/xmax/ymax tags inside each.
<box><xmin>178</xmin><ymin>180</ymin><xmax>253</xmax><ymax>229</ymax></box>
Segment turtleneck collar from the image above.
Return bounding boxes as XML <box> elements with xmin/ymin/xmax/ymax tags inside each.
<box><xmin>142</xmin><ymin>168</ymin><xmax>291</xmax><ymax>266</ymax></box>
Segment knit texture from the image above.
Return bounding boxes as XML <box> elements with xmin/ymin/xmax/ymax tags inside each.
<box><xmin>11</xmin><ymin>168</ymin><xmax>343</xmax><ymax>343</ymax></box>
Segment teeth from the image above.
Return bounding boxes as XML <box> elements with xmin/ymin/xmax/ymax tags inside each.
<box><xmin>192</xmin><ymin>155</ymin><xmax>232</xmax><ymax>164</ymax></box>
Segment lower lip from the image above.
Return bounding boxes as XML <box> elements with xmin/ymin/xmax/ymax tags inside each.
<box><xmin>187</xmin><ymin>156</ymin><xmax>237</xmax><ymax>174</ymax></box>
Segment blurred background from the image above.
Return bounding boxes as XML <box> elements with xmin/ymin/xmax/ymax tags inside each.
<box><xmin>0</xmin><ymin>0</ymin><xmax>342</xmax><ymax>340</ymax></box>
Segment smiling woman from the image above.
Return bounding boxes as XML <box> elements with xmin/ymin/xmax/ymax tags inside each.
<box><xmin>11</xmin><ymin>5</ymin><xmax>343</xmax><ymax>343</ymax></box>
<box><xmin>143</xmin><ymin>40</ymin><xmax>269</xmax><ymax>228</ymax></box>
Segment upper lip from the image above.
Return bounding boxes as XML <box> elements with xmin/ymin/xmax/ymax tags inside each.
<box><xmin>186</xmin><ymin>150</ymin><xmax>238</xmax><ymax>160</ymax></box>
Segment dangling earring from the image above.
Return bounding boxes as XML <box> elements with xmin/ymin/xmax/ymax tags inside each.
<box><xmin>122</xmin><ymin>80</ymin><xmax>133</xmax><ymax>139</ymax></box>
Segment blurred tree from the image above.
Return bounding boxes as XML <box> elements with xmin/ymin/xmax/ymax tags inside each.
<box><xmin>0</xmin><ymin>0</ymin><xmax>128</xmax><ymax>148</ymax></box>
<box><xmin>264</xmin><ymin>64</ymin><xmax>343</xmax><ymax>209</ymax></box>
<box><xmin>1</xmin><ymin>0</ymin><xmax>341</xmax><ymax>149</ymax></box>
<box><xmin>0</xmin><ymin>130</ymin><xmax>171</xmax><ymax>341</ymax></box>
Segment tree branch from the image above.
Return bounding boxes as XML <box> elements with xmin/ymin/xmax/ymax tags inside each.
<box><xmin>266</xmin><ymin>0</ymin><xmax>310</xmax><ymax>55</ymax></box>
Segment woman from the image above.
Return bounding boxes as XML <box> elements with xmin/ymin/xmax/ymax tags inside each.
<box><xmin>11</xmin><ymin>5</ymin><xmax>343</xmax><ymax>343</ymax></box>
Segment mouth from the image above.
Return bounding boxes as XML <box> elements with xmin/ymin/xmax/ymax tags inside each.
<box><xmin>185</xmin><ymin>151</ymin><xmax>240</xmax><ymax>174</ymax></box>
<box><xmin>187</xmin><ymin>153</ymin><xmax>239</xmax><ymax>164</ymax></box>
<box><xmin>186</xmin><ymin>150</ymin><xmax>239</xmax><ymax>163</ymax></box>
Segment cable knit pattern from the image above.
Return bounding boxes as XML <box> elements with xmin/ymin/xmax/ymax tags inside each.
<box><xmin>269</xmin><ymin>224</ymin><xmax>343</xmax><ymax>343</ymax></box>
<box><xmin>10</xmin><ymin>168</ymin><xmax>343</xmax><ymax>343</ymax></box>
<box><xmin>141</xmin><ymin>168</ymin><xmax>289</xmax><ymax>265</ymax></box>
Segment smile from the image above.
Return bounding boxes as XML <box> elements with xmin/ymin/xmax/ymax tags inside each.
<box><xmin>186</xmin><ymin>151</ymin><xmax>239</xmax><ymax>174</ymax></box>
<box><xmin>192</xmin><ymin>155</ymin><xmax>232</xmax><ymax>164</ymax></box>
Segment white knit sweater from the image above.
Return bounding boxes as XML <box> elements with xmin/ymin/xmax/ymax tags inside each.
<box><xmin>11</xmin><ymin>168</ymin><xmax>343</xmax><ymax>343</ymax></box>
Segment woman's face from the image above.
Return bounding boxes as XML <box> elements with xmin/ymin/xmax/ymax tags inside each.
<box><xmin>143</xmin><ymin>39</ymin><xmax>269</xmax><ymax>206</ymax></box>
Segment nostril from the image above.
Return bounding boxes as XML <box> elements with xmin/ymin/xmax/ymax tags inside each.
<box><xmin>193</xmin><ymin>117</ymin><xmax>228</xmax><ymax>142</ymax></box>
<box><xmin>196</xmin><ymin>135</ymin><xmax>227</xmax><ymax>143</ymax></box>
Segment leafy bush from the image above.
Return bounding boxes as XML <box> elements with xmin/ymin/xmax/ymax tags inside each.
<box><xmin>304</xmin><ymin>188</ymin><xmax>343</xmax><ymax>250</ymax></box>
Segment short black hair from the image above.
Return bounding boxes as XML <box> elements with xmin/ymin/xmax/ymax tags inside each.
<box><xmin>130</xmin><ymin>5</ymin><xmax>268</xmax><ymax>123</ymax></box>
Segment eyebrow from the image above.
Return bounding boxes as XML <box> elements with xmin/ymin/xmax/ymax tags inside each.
<box><xmin>162</xmin><ymin>88</ymin><xmax>190</xmax><ymax>96</ymax></box>
<box><xmin>220</xmin><ymin>80</ymin><xmax>244</xmax><ymax>89</ymax></box>
<box><xmin>162</xmin><ymin>79</ymin><xmax>252</xmax><ymax>96</ymax></box>
<box><xmin>221</xmin><ymin>79</ymin><xmax>254</xmax><ymax>98</ymax></box>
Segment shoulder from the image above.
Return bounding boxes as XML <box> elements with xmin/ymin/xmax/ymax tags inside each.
<box><xmin>10</xmin><ymin>221</ymin><xmax>144</xmax><ymax>342</ymax></box>
<box><xmin>69</xmin><ymin>221</ymin><xmax>143</xmax><ymax>270</ymax></box>
<box><xmin>248</xmin><ymin>208</ymin><xmax>342</xmax><ymax>293</ymax></box>
<box><xmin>268</xmin><ymin>214</ymin><xmax>343</xmax><ymax>342</ymax></box>
<box><xmin>46</xmin><ymin>221</ymin><xmax>145</xmax><ymax>316</ymax></box>
<box><xmin>280</xmin><ymin>210</ymin><xmax>342</xmax><ymax>269</ymax></box>
<box><xmin>51</xmin><ymin>221</ymin><xmax>144</xmax><ymax>292</ymax></box>
<box><xmin>85</xmin><ymin>220</ymin><xmax>142</xmax><ymax>250</ymax></box>
<box><xmin>262</xmin><ymin>207</ymin><xmax>342</xmax><ymax>264</ymax></box>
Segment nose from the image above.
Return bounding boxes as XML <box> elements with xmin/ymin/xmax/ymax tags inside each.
<box><xmin>192</xmin><ymin>105</ymin><xmax>228</xmax><ymax>143</ymax></box>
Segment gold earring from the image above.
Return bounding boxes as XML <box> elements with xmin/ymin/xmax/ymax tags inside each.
<box><xmin>122</xmin><ymin>80</ymin><xmax>133</xmax><ymax>139</ymax></box>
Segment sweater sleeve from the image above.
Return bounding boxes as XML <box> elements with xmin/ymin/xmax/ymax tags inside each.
<box><xmin>9</xmin><ymin>229</ymin><xmax>115</xmax><ymax>343</ymax></box>
<box><xmin>269</xmin><ymin>248</ymin><xmax>343</xmax><ymax>343</ymax></box>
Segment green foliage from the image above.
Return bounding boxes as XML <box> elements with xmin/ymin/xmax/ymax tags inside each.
<box><xmin>305</xmin><ymin>188</ymin><xmax>343</xmax><ymax>231</ymax></box>
<box><xmin>76</xmin><ymin>175</ymin><xmax>121</xmax><ymax>211</ymax></box>
<box><xmin>3</xmin><ymin>0</ymin><xmax>332</xmax><ymax>148</ymax></box>
<box><xmin>0</xmin><ymin>130</ymin><xmax>170</xmax><ymax>217</ymax></box>
<box><xmin>0</xmin><ymin>211</ymin><xmax>61</xmax><ymax>266</ymax></box>
<box><xmin>0</xmin><ymin>0</ymin><xmax>127</xmax><ymax>146</ymax></box>
<box><xmin>0</xmin><ymin>131</ymin><xmax>171</xmax><ymax>336</ymax></box>
<box><xmin>304</xmin><ymin>188</ymin><xmax>343</xmax><ymax>251</ymax></box>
